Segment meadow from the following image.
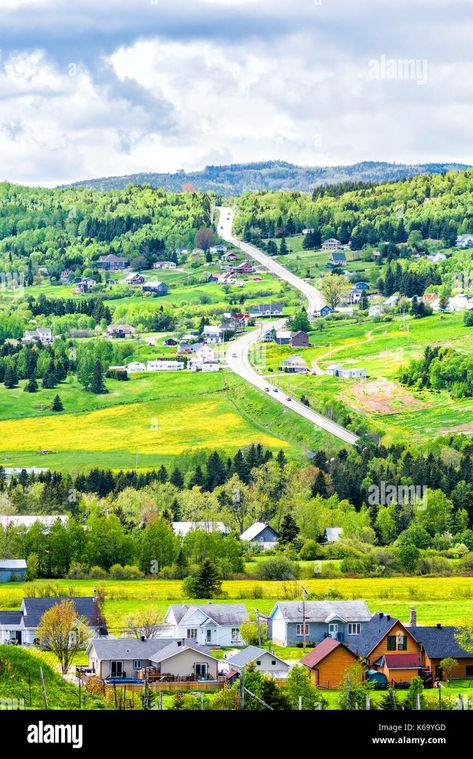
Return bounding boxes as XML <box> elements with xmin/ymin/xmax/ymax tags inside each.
<box><xmin>0</xmin><ymin>370</ymin><xmax>340</xmax><ymax>471</ymax></box>
<box><xmin>259</xmin><ymin>311</ymin><xmax>473</xmax><ymax>442</ymax></box>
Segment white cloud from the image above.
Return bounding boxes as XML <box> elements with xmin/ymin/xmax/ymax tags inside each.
<box><xmin>0</xmin><ymin>1</ymin><xmax>471</xmax><ymax>184</ymax></box>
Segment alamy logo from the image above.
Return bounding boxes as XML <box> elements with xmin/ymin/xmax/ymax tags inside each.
<box><xmin>27</xmin><ymin>721</ymin><xmax>83</xmax><ymax>750</ymax></box>
<box><xmin>368</xmin><ymin>481</ymin><xmax>427</xmax><ymax>509</ymax></box>
<box><xmin>368</xmin><ymin>55</ymin><xmax>428</xmax><ymax>85</ymax></box>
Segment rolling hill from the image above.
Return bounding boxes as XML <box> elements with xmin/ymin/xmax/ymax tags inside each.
<box><xmin>62</xmin><ymin>161</ymin><xmax>470</xmax><ymax>195</ymax></box>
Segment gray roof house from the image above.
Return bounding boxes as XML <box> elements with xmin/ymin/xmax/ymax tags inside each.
<box><xmin>87</xmin><ymin>638</ymin><xmax>220</xmax><ymax>682</ymax></box>
<box><xmin>0</xmin><ymin>559</ymin><xmax>27</xmax><ymax>582</ymax></box>
<box><xmin>0</xmin><ymin>596</ymin><xmax>107</xmax><ymax>646</ymax></box>
<box><xmin>226</xmin><ymin>645</ymin><xmax>290</xmax><ymax>679</ymax></box>
<box><xmin>240</xmin><ymin>522</ymin><xmax>279</xmax><ymax>550</ymax></box>
<box><xmin>270</xmin><ymin>600</ymin><xmax>372</xmax><ymax>647</ymax></box>
<box><xmin>161</xmin><ymin>603</ymin><xmax>249</xmax><ymax>647</ymax></box>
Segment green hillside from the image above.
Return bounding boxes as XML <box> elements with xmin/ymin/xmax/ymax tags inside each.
<box><xmin>0</xmin><ymin>645</ymin><xmax>107</xmax><ymax>710</ymax></box>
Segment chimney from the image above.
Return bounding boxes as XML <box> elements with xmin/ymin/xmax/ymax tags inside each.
<box><xmin>436</xmin><ymin>623</ymin><xmax>442</xmax><ymax>629</ymax></box>
<box><xmin>386</xmin><ymin>615</ymin><xmax>391</xmax><ymax>621</ymax></box>
<box><xmin>378</xmin><ymin>612</ymin><xmax>384</xmax><ymax>619</ymax></box>
<box><xmin>409</xmin><ymin>608</ymin><xmax>417</xmax><ymax>627</ymax></box>
<box><xmin>141</xmin><ymin>636</ymin><xmax>145</xmax><ymax>642</ymax></box>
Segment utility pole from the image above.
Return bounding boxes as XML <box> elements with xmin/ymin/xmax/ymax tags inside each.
<box><xmin>301</xmin><ymin>585</ymin><xmax>308</xmax><ymax>651</ymax></box>
<box><xmin>239</xmin><ymin>667</ymin><xmax>245</xmax><ymax>711</ymax></box>
<box><xmin>39</xmin><ymin>667</ymin><xmax>48</xmax><ymax>710</ymax></box>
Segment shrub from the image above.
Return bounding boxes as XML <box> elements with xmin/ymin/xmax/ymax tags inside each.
<box><xmin>88</xmin><ymin>566</ymin><xmax>109</xmax><ymax>579</ymax></box>
<box><xmin>109</xmin><ymin>564</ymin><xmax>144</xmax><ymax>580</ymax></box>
<box><xmin>257</xmin><ymin>556</ymin><xmax>300</xmax><ymax>581</ymax></box>
<box><xmin>67</xmin><ymin>562</ymin><xmax>90</xmax><ymax>580</ymax></box>
<box><xmin>299</xmin><ymin>540</ymin><xmax>323</xmax><ymax>560</ymax></box>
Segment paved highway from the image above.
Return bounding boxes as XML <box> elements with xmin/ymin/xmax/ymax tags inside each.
<box><xmin>217</xmin><ymin>206</ymin><xmax>359</xmax><ymax>445</ymax></box>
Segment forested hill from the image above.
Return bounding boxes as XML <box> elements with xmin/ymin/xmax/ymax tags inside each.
<box><xmin>0</xmin><ymin>183</ymin><xmax>212</xmax><ymax>278</ymax></box>
<box><xmin>234</xmin><ymin>168</ymin><xmax>473</xmax><ymax>249</ymax></box>
<box><xmin>63</xmin><ymin>161</ymin><xmax>469</xmax><ymax>195</ymax></box>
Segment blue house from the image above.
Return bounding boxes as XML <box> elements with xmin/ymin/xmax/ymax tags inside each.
<box><xmin>269</xmin><ymin>600</ymin><xmax>371</xmax><ymax>647</ymax></box>
<box><xmin>240</xmin><ymin>522</ymin><xmax>278</xmax><ymax>550</ymax></box>
<box><xmin>355</xmin><ymin>281</ymin><xmax>370</xmax><ymax>290</ymax></box>
<box><xmin>0</xmin><ymin>560</ymin><xmax>27</xmax><ymax>582</ymax></box>
<box><xmin>142</xmin><ymin>281</ymin><xmax>169</xmax><ymax>296</ymax></box>
<box><xmin>318</xmin><ymin>305</ymin><xmax>333</xmax><ymax>317</ymax></box>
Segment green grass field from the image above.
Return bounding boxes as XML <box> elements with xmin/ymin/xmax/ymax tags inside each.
<box><xmin>0</xmin><ymin>370</ymin><xmax>340</xmax><ymax>471</ymax></box>
<box><xmin>257</xmin><ymin>311</ymin><xmax>473</xmax><ymax>442</ymax></box>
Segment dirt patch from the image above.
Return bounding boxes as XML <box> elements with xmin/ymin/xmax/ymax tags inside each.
<box><xmin>438</xmin><ymin>421</ymin><xmax>473</xmax><ymax>434</ymax></box>
<box><xmin>346</xmin><ymin>379</ymin><xmax>429</xmax><ymax>415</ymax></box>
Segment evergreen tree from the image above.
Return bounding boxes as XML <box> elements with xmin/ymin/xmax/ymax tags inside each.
<box><xmin>170</xmin><ymin>467</ymin><xmax>184</xmax><ymax>488</ymax></box>
<box><xmin>4</xmin><ymin>365</ymin><xmax>18</xmax><ymax>389</ymax></box>
<box><xmin>312</xmin><ymin>470</ymin><xmax>328</xmax><ymax>497</ymax></box>
<box><xmin>24</xmin><ymin>376</ymin><xmax>38</xmax><ymax>393</ymax></box>
<box><xmin>189</xmin><ymin>465</ymin><xmax>205</xmax><ymax>488</ymax></box>
<box><xmin>191</xmin><ymin>559</ymin><xmax>222</xmax><ymax>598</ymax></box>
<box><xmin>51</xmin><ymin>394</ymin><xmax>64</xmax><ymax>412</ymax></box>
<box><xmin>90</xmin><ymin>360</ymin><xmax>107</xmax><ymax>394</ymax></box>
<box><xmin>279</xmin><ymin>514</ymin><xmax>299</xmax><ymax>545</ymax></box>
<box><xmin>279</xmin><ymin>237</ymin><xmax>288</xmax><ymax>255</ymax></box>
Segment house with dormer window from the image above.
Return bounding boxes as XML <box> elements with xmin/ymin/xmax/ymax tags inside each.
<box><xmin>160</xmin><ymin>604</ymin><xmax>249</xmax><ymax>647</ymax></box>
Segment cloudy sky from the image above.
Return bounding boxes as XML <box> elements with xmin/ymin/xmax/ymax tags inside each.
<box><xmin>0</xmin><ymin>0</ymin><xmax>472</xmax><ymax>186</ymax></box>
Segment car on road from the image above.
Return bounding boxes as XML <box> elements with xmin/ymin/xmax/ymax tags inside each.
<box><xmin>264</xmin><ymin>387</ymin><xmax>270</xmax><ymax>392</ymax></box>
<box><xmin>286</xmin><ymin>397</ymin><xmax>292</xmax><ymax>401</ymax></box>
<box><xmin>231</xmin><ymin>352</ymin><xmax>237</xmax><ymax>358</ymax></box>
<box><xmin>273</xmin><ymin>388</ymin><xmax>278</xmax><ymax>393</ymax></box>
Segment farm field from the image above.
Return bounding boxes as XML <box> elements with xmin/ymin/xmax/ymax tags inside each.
<box><xmin>1</xmin><ymin>577</ymin><xmax>472</xmax><ymax>637</ymax></box>
<box><xmin>257</xmin><ymin>312</ymin><xmax>473</xmax><ymax>442</ymax></box>
<box><xmin>0</xmin><ymin>371</ymin><xmax>337</xmax><ymax>471</ymax></box>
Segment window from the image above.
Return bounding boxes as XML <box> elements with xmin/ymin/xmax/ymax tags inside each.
<box><xmin>348</xmin><ymin>623</ymin><xmax>361</xmax><ymax>636</ymax></box>
<box><xmin>466</xmin><ymin>666</ymin><xmax>473</xmax><ymax>677</ymax></box>
<box><xmin>231</xmin><ymin>628</ymin><xmax>241</xmax><ymax>642</ymax></box>
<box><xmin>256</xmin><ymin>660</ymin><xmax>261</xmax><ymax>666</ymax></box>
<box><xmin>272</xmin><ymin>660</ymin><xmax>276</xmax><ymax>665</ymax></box>
<box><xmin>296</xmin><ymin>623</ymin><xmax>309</xmax><ymax>637</ymax></box>
<box><xmin>397</xmin><ymin>635</ymin><xmax>407</xmax><ymax>651</ymax></box>
<box><xmin>387</xmin><ymin>636</ymin><xmax>397</xmax><ymax>651</ymax></box>
<box><xmin>187</xmin><ymin>628</ymin><xmax>197</xmax><ymax>639</ymax></box>
<box><xmin>133</xmin><ymin>659</ymin><xmax>142</xmax><ymax>670</ymax></box>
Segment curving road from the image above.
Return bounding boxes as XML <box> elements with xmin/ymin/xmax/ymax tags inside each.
<box><xmin>218</xmin><ymin>206</ymin><xmax>359</xmax><ymax>446</ymax></box>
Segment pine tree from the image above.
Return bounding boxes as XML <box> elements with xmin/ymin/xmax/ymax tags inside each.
<box><xmin>4</xmin><ymin>366</ymin><xmax>18</xmax><ymax>389</ymax></box>
<box><xmin>90</xmin><ymin>360</ymin><xmax>107</xmax><ymax>394</ymax></box>
<box><xmin>279</xmin><ymin>237</ymin><xmax>288</xmax><ymax>255</ymax></box>
<box><xmin>51</xmin><ymin>394</ymin><xmax>64</xmax><ymax>412</ymax></box>
<box><xmin>312</xmin><ymin>470</ymin><xmax>328</xmax><ymax>497</ymax></box>
<box><xmin>24</xmin><ymin>376</ymin><xmax>39</xmax><ymax>393</ymax></box>
<box><xmin>189</xmin><ymin>465</ymin><xmax>205</xmax><ymax>488</ymax></box>
<box><xmin>192</xmin><ymin>559</ymin><xmax>222</xmax><ymax>598</ymax></box>
<box><xmin>279</xmin><ymin>514</ymin><xmax>299</xmax><ymax>545</ymax></box>
<box><xmin>170</xmin><ymin>468</ymin><xmax>184</xmax><ymax>488</ymax></box>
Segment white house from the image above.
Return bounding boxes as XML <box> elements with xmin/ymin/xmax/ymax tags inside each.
<box><xmin>226</xmin><ymin>646</ymin><xmax>290</xmax><ymax>679</ymax></box>
<box><xmin>369</xmin><ymin>305</ymin><xmax>383</xmax><ymax>318</ymax></box>
<box><xmin>188</xmin><ymin>347</ymin><xmax>221</xmax><ymax>372</ymax></box>
<box><xmin>427</xmin><ymin>253</ymin><xmax>446</xmax><ymax>263</ymax></box>
<box><xmin>322</xmin><ymin>238</ymin><xmax>342</xmax><ymax>251</ymax></box>
<box><xmin>456</xmin><ymin>234</ymin><xmax>473</xmax><ymax>248</ymax></box>
<box><xmin>124</xmin><ymin>273</ymin><xmax>145</xmax><ymax>286</ymax></box>
<box><xmin>160</xmin><ymin>604</ymin><xmax>249</xmax><ymax>647</ymax></box>
<box><xmin>0</xmin><ymin>596</ymin><xmax>106</xmax><ymax>646</ymax></box>
<box><xmin>240</xmin><ymin>522</ymin><xmax>279</xmax><ymax>550</ymax></box>
<box><xmin>447</xmin><ymin>294</ymin><xmax>471</xmax><ymax>312</ymax></box>
<box><xmin>126</xmin><ymin>362</ymin><xmax>147</xmax><ymax>373</ymax></box>
<box><xmin>280</xmin><ymin>355</ymin><xmax>309</xmax><ymax>374</ymax></box>
<box><xmin>325</xmin><ymin>365</ymin><xmax>366</xmax><ymax>379</ymax></box>
<box><xmin>146</xmin><ymin>360</ymin><xmax>184</xmax><ymax>372</ymax></box>
<box><xmin>171</xmin><ymin>522</ymin><xmax>229</xmax><ymax>537</ymax></box>
<box><xmin>0</xmin><ymin>515</ymin><xmax>68</xmax><ymax>530</ymax></box>
<box><xmin>22</xmin><ymin>328</ymin><xmax>54</xmax><ymax>345</ymax></box>
<box><xmin>203</xmin><ymin>325</ymin><xmax>223</xmax><ymax>344</ymax></box>
<box><xmin>153</xmin><ymin>261</ymin><xmax>177</xmax><ymax>269</ymax></box>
